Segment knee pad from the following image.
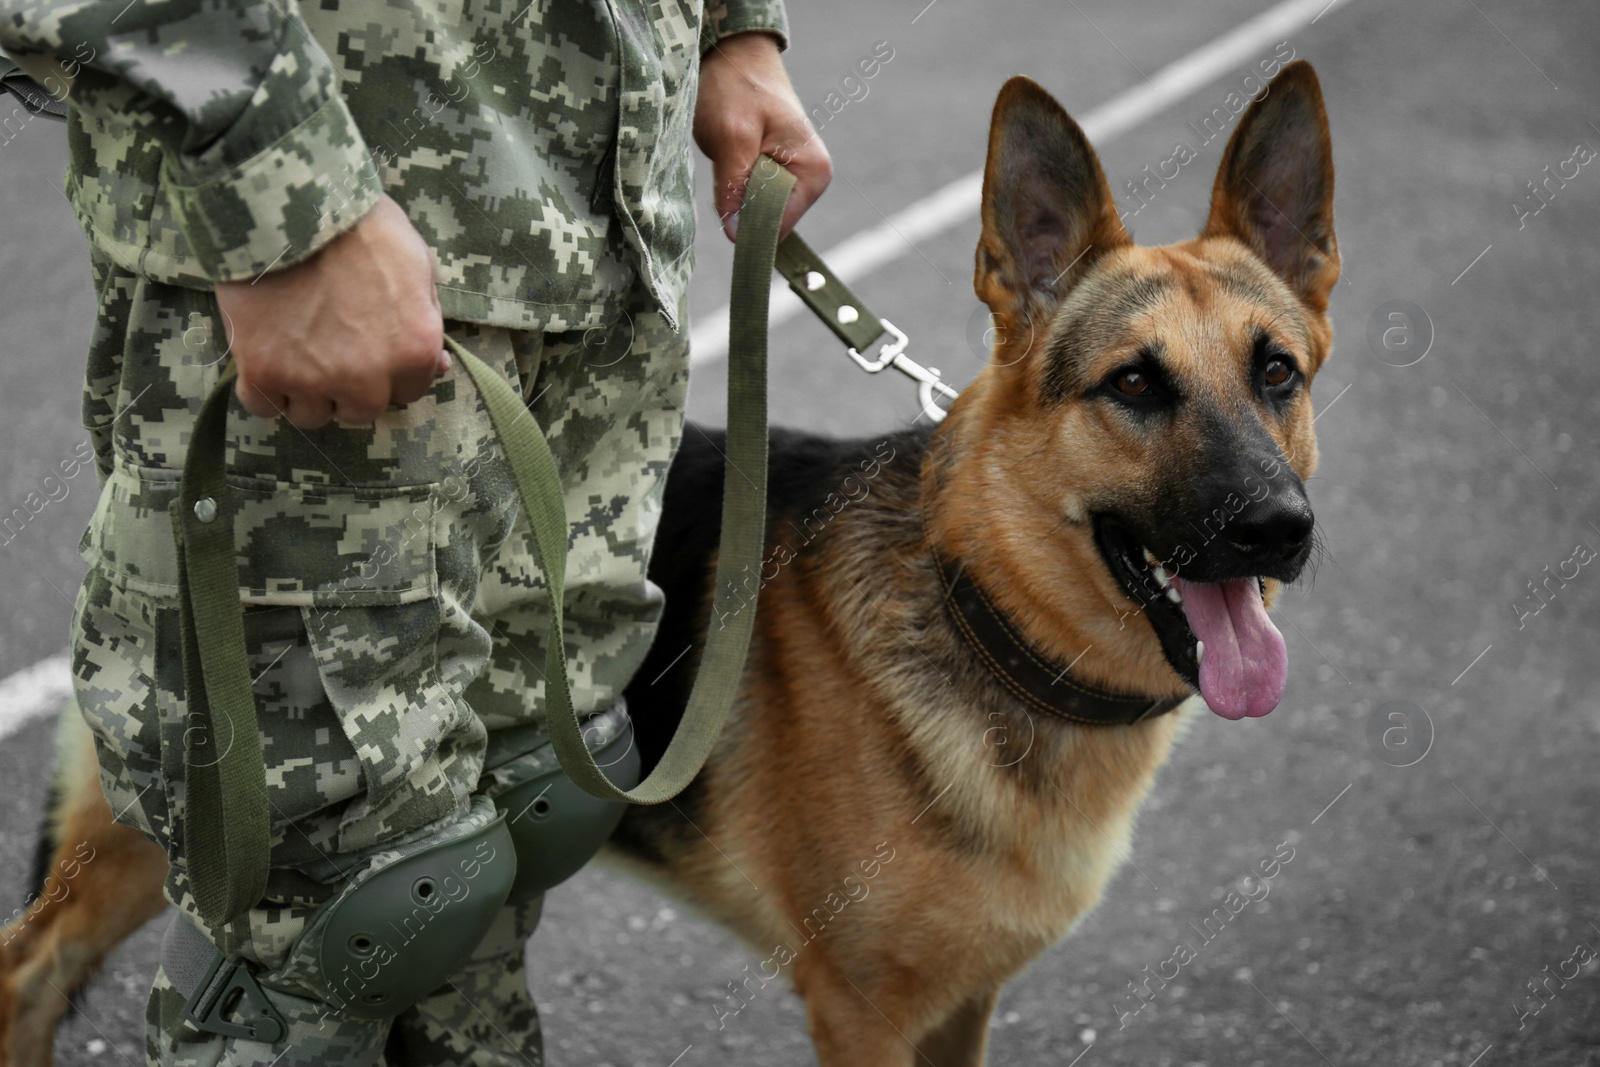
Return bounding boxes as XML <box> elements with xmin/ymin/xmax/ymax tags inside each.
<box><xmin>493</xmin><ymin>712</ymin><xmax>641</xmax><ymax>900</ymax></box>
<box><xmin>168</xmin><ymin>796</ymin><xmax>519</xmax><ymax>1040</ymax></box>
<box><xmin>313</xmin><ymin>804</ymin><xmax>517</xmax><ymax>1019</ymax></box>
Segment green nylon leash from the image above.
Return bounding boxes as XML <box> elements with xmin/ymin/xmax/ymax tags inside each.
<box><xmin>174</xmin><ymin>158</ymin><xmax>795</xmax><ymax>925</ymax></box>
<box><xmin>173</xmin><ymin>360</ymin><xmax>272</xmax><ymax>927</ymax></box>
<box><xmin>453</xmin><ymin>157</ymin><xmax>793</xmax><ymax>804</ymax></box>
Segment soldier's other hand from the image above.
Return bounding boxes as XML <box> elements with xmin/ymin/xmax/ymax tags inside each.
<box><xmin>695</xmin><ymin>31</ymin><xmax>832</xmax><ymax>242</ymax></box>
<box><xmin>216</xmin><ymin>195</ymin><xmax>449</xmax><ymax>429</ymax></box>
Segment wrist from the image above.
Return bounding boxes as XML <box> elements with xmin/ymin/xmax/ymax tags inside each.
<box><xmin>704</xmin><ymin>29</ymin><xmax>784</xmax><ymax>61</ymax></box>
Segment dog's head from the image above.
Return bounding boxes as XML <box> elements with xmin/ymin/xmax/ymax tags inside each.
<box><xmin>948</xmin><ymin>62</ymin><xmax>1337</xmax><ymax>720</ymax></box>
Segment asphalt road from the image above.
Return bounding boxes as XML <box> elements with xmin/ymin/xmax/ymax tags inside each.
<box><xmin>3</xmin><ymin>0</ymin><xmax>1599</xmax><ymax>1064</ymax></box>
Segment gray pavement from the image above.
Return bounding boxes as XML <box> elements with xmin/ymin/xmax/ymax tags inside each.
<box><xmin>4</xmin><ymin>0</ymin><xmax>1599</xmax><ymax>1064</ymax></box>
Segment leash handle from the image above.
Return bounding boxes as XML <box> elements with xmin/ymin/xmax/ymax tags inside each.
<box><xmin>173</xmin><ymin>359</ymin><xmax>271</xmax><ymax>927</ymax></box>
<box><xmin>174</xmin><ymin>158</ymin><xmax>796</xmax><ymax>922</ymax></box>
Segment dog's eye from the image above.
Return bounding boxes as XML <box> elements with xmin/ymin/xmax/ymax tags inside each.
<box><xmin>1263</xmin><ymin>359</ymin><xmax>1293</xmax><ymax>387</ymax></box>
<box><xmin>1114</xmin><ymin>370</ymin><xmax>1150</xmax><ymax>395</ymax></box>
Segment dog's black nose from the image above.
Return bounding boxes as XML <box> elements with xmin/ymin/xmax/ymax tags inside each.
<box><xmin>1226</xmin><ymin>493</ymin><xmax>1314</xmax><ymax>565</ymax></box>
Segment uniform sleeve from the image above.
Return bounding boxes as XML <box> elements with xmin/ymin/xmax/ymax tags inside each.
<box><xmin>0</xmin><ymin>0</ymin><xmax>382</xmax><ymax>281</ymax></box>
<box><xmin>700</xmin><ymin>0</ymin><xmax>789</xmax><ymax>55</ymax></box>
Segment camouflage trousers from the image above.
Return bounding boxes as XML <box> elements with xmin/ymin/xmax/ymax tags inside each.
<box><xmin>69</xmin><ymin>259</ymin><xmax>689</xmax><ymax>1064</ymax></box>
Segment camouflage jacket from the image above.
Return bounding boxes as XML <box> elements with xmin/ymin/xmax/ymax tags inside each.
<box><xmin>0</xmin><ymin>0</ymin><xmax>788</xmax><ymax>331</ymax></box>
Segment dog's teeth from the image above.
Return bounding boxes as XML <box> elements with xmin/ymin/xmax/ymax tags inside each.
<box><xmin>1151</xmin><ymin>565</ymin><xmax>1171</xmax><ymax>589</ymax></box>
<box><xmin>1195</xmin><ymin>640</ymin><xmax>1205</xmax><ymax>665</ymax></box>
<box><xmin>1142</xmin><ymin>546</ymin><xmax>1159</xmax><ymax>566</ymax></box>
<box><xmin>1166</xmin><ymin>585</ymin><xmax>1183</xmax><ymax>605</ymax></box>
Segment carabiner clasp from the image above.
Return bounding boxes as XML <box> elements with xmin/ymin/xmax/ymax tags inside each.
<box><xmin>844</xmin><ymin>319</ymin><xmax>959</xmax><ymax>423</ymax></box>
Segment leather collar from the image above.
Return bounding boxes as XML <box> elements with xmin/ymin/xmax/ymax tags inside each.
<box><xmin>934</xmin><ymin>551</ymin><xmax>1187</xmax><ymax>727</ymax></box>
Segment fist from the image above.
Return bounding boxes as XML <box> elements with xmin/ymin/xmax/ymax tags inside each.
<box><xmin>217</xmin><ymin>195</ymin><xmax>450</xmax><ymax>429</ymax></box>
<box><xmin>696</xmin><ymin>31</ymin><xmax>833</xmax><ymax>241</ymax></box>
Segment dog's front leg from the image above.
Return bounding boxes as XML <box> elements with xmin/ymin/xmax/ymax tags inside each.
<box><xmin>797</xmin><ymin>958</ymin><xmax>925</xmax><ymax>1067</ymax></box>
<box><xmin>914</xmin><ymin>987</ymin><xmax>1000</xmax><ymax>1067</ymax></box>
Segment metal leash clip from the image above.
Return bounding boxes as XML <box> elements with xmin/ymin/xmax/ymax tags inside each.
<box><xmin>774</xmin><ymin>234</ymin><xmax>961</xmax><ymax>424</ymax></box>
<box><xmin>845</xmin><ymin>320</ymin><xmax>959</xmax><ymax>423</ymax></box>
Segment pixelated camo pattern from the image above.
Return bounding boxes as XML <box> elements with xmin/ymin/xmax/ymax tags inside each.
<box><xmin>72</xmin><ymin>263</ymin><xmax>685</xmax><ymax>1059</ymax></box>
<box><xmin>1</xmin><ymin>0</ymin><xmax>787</xmax><ymax>330</ymax></box>
<box><xmin>72</xmin><ymin>259</ymin><xmax>687</xmax><ymax>878</ymax></box>
<box><xmin>8</xmin><ymin>0</ymin><xmax>772</xmax><ymax>1054</ymax></box>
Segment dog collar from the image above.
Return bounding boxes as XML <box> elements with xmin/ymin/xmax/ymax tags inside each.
<box><xmin>935</xmin><ymin>553</ymin><xmax>1187</xmax><ymax>727</ymax></box>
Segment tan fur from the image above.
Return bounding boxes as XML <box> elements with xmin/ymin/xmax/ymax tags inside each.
<box><xmin>0</xmin><ymin>63</ymin><xmax>1338</xmax><ymax>1067</ymax></box>
<box><xmin>613</xmin><ymin>63</ymin><xmax>1338</xmax><ymax>1065</ymax></box>
<box><xmin>0</xmin><ymin>705</ymin><xmax>168</xmax><ymax>1067</ymax></box>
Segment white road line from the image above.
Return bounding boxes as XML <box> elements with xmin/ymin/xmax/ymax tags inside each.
<box><xmin>0</xmin><ymin>651</ymin><xmax>72</xmax><ymax>742</ymax></box>
<box><xmin>0</xmin><ymin>0</ymin><xmax>1347</xmax><ymax>745</ymax></box>
<box><xmin>690</xmin><ymin>0</ymin><xmax>1344</xmax><ymax>366</ymax></box>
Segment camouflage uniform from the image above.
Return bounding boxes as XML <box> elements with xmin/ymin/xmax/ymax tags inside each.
<box><xmin>1</xmin><ymin>0</ymin><xmax>788</xmax><ymax>1060</ymax></box>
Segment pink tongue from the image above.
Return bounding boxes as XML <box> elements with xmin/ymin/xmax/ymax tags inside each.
<box><xmin>1175</xmin><ymin>578</ymin><xmax>1287</xmax><ymax>719</ymax></box>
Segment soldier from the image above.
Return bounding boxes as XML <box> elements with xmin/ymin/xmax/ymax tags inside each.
<box><xmin>0</xmin><ymin>0</ymin><xmax>830</xmax><ymax>1062</ymax></box>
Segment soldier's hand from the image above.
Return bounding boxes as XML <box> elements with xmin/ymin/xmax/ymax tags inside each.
<box><xmin>695</xmin><ymin>31</ymin><xmax>832</xmax><ymax>241</ymax></box>
<box><xmin>216</xmin><ymin>195</ymin><xmax>449</xmax><ymax>429</ymax></box>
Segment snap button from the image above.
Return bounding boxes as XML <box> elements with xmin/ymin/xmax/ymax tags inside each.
<box><xmin>193</xmin><ymin>497</ymin><xmax>218</xmax><ymax>523</ymax></box>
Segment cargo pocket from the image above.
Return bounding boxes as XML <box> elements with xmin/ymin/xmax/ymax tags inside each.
<box><xmin>76</xmin><ymin>460</ymin><xmax>471</xmax><ymax>866</ymax></box>
<box><xmin>77</xmin><ymin>463</ymin><xmax>439</xmax><ymax>606</ymax></box>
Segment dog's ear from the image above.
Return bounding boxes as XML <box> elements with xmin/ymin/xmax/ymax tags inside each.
<box><xmin>1203</xmin><ymin>60</ymin><xmax>1339</xmax><ymax>311</ymax></box>
<box><xmin>976</xmin><ymin>77</ymin><xmax>1129</xmax><ymax>336</ymax></box>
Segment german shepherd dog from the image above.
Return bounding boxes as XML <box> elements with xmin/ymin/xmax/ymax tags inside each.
<box><xmin>1</xmin><ymin>62</ymin><xmax>1337</xmax><ymax>1066</ymax></box>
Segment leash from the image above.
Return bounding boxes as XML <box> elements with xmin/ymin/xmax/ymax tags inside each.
<box><xmin>449</xmin><ymin>157</ymin><xmax>792</xmax><ymax>809</ymax></box>
<box><xmin>173</xmin><ymin>158</ymin><xmax>797</xmax><ymax>926</ymax></box>
<box><xmin>772</xmin><ymin>234</ymin><xmax>957</xmax><ymax>422</ymax></box>
<box><xmin>170</xmin><ymin>149</ymin><xmax>943</xmax><ymax>925</ymax></box>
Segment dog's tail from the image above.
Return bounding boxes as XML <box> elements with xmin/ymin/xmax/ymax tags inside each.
<box><xmin>0</xmin><ymin>700</ymin><xmax>169</xmax><ymax>1065</ymax></box>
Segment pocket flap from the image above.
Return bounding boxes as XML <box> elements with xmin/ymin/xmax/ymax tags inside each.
<box><xmin>81</xmin><ymin>462</ymin><xmax>439</xmax><ymax>607</ymax></box>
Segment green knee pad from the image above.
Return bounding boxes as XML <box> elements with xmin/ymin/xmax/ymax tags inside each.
<box><xmin>493</xmin><ymin>725</ymin><xmax>640</xmax><ymax>900</ymax></box>
<box><xmin>168</xmin><ymin>799</ymin><xmax>519</xmax><ymax>1041</ymax></box>
<box><xmin>314</xmin><ymin>810</ymin><xmax>518</xmax><ymax>1020</ymax></box>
